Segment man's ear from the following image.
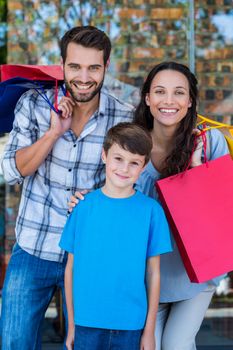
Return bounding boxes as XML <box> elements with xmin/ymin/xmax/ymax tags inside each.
<box><xmin>145</xmin><ymin>94</ymin><xmax>150</xmax><ymax>106</ymax></box>
<box><xmin>105</xmin><ymin>59</ymin><xmax>110</xmax><ymax>70</ymax></box>
<box><xmin>101</xmin><ymin>149</ymin><xmax>107</xmax><ymax>163</ymax></box>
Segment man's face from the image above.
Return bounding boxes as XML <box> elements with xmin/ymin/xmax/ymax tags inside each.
<box><xmin>63</xmin><ymin>43</ymin><xmax>107</xmax><ymax>103</ymax></box>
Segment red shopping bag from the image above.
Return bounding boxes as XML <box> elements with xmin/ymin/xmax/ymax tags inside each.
<box><xmin>0</xmin><ymin>64</ymin><xmax>63</xmax><ymax>81</ymax></box>
<box><xmin>156</xmin><ymin>154</ymin><xmax>233</xmax><ymax>283</ymax></box>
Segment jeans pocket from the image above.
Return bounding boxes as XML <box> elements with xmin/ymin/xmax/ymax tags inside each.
<box><xmin>11</xmin><ymin>242</ymin><xmax>24</xmax><ymax>257</ymax></box>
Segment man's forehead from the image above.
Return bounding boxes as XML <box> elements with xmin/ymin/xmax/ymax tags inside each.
<box><xmin>66</xmin><ymin>43</ymin><xmax>104</xmax><ymax>65</ymax></box>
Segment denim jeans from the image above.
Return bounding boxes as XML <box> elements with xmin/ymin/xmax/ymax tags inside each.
<box><xmin>74</xmin><ymin>325</ymin><xmax>142</xmax><ymax>350</ymax></box>
<box><xmin>0</xmin><ymin>243</ymin><xmax>67</xmax><ymax>350</ymax></box>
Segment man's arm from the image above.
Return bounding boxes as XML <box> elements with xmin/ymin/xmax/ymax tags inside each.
<box><xmin>140</xmin><ymin>255</ymin><xmax>160</xmax><ymax>350</ymax></box>
<box><xmin>65</xmin><ymin>253</ymin><xmax>75</xmax><ymax>350</ymax></box>
<box><xmin>15</xmin><ymin>96</ymin><xmax>75</xmax><ymax>177</ymax></box>
<box><xmin>1</xmin><ymin>92</ymin><xmax>75</xmax><ymax>181</ymax></box>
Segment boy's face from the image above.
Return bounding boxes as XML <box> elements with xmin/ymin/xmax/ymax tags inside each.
<box><xmin>62</xmin><ymin>43</ymin><xmax>107</xmax><ymax>103</ymax></box>
<box><xmin>102</xmin><ymin>143</ymin><xmax>146</xmax><ymax>191</ymax></box>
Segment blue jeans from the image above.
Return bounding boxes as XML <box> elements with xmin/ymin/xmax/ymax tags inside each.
<box><xmin>74</xmin><ymin>325</ymin><xmax>142</xmax><ymax>350</ymax></box>
<box><xmin>0</xmin><ymin>243</ymin><xmax>67</xmax><ymax>350</ymax></box>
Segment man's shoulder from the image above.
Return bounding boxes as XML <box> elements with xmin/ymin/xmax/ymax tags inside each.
<box><xmin>101</xmin><ymin>89</ymin><xmax>134</xmax><ymax>114</ymax></box>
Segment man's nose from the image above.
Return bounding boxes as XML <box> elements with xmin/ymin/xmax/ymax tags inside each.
<box><xmin>78</xmin><ymin>69</ymin><xmax>89</xmax><ymax>83</ymax></box>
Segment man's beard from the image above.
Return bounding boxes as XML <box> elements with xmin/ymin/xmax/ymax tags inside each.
<box><xmin>64</xmin><ymin>77</ymin><xmax>104</xmax><ymax>103</ymax></box>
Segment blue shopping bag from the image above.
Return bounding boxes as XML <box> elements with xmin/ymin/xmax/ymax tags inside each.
<box><xmin>0</xmin><ymin>65</ymin><xmax>64</xmax><ymax>132</ymax></box>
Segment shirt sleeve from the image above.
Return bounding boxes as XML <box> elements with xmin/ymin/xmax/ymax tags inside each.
<box><xmin>208</xmin><ymin>129</ymin><xmax>229</xmax><ymax>160</ymax></box>
<box><xmin>59</xmin><ymin>206</ymin><xmax>78</xmax><ymax>253</ymax></box>
<box><xmin>1</xmin><ymin>90</ymin><xmax>39</xmax><ymax>185</ymax></box>
<box><xmin>147</xmin><ymin>201</ymin><xmax>173</xmax><ymax>258</ymax></box>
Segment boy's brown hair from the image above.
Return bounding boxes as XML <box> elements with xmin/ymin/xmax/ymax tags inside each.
<box><xmin>103</xmin><ymin>122</ymin><xmax>153</xmax><ymax>164</ymax></box>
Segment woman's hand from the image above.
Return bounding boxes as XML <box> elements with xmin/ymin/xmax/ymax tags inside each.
<box><xmin>191</xmin><ymin>129</ymin><xmax>204</xmax><ymax>168</ymax></box>
<box><xmin>67</xmin><ymin>190</ymin><xmax>89</xmax><ymax>213</ymax></box>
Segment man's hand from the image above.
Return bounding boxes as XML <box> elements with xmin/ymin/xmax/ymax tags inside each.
<box><xmin>50</xmin><ymin>96</ymin><xmax>75</xmax><ymax>138</ymax></box>
<box><xmin>67</xmin><ymin>190</ymin><xmax>89</xmax><ymax>213</ymax></box>
<box><xmin>140</xmin><ymin>329</ymin><xmax>155</xmax><ymax>350</ymax></box>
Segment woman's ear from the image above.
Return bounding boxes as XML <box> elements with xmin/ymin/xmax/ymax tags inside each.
<box><xmin>145</xmin><ymin>94</ymin><xmax>150</xmax><ymax>106</ymax></box>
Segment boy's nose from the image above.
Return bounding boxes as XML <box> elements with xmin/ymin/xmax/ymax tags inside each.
<box><xmin>121</xmin><ymin>162</ymin><xmax>129</xmax><ymax>172</ymax></box>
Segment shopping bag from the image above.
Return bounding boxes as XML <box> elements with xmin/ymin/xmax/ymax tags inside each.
<box><xmin>156</xmin><ymin>154</ymin><xmax>233</xmax><ymax>283</ymax></box>
<box><xmin>0</xmin><ymin>64</ymin><xmax>63</xmax><ymax>81</ymax></box>
<box><xmin>197</xmin><ymin>114</ymin><xmax>233</xmax><ymax>157</ymax></box>
<box><xmin>0</xmin><ymin>64</ymin><xmax>64</xmax><ymax>132</ymax></box>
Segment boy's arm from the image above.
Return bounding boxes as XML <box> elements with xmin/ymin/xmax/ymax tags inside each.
<box><xmin>140</xmin><ymin>255</ymin><xmax>160</xmax><ymax>350</ymax></box>
<box><xmin>65</xmin><ymin>253</ymin><xmax>75</xmax><ymax>350</ymax></box>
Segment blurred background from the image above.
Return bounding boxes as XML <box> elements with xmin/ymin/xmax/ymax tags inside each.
<box><xmin>0</xmin><ymin>1</ymin><xmax>233</xmax><ymax>349</ymax></box>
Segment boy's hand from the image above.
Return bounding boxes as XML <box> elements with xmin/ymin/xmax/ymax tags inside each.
<box><xmin>67</xmin><ymin>190</ymin><xmax>89</xmax><ymax>213</ymax></box>
<box><xmin>66</xmin><ymin>326</ymin><xmax>75</xmax><ymax>350</ymax></box>
<box><xmin>140</xmin><ymin>329</ymin><xmax>156</xmax><ymax>350</ymax></box>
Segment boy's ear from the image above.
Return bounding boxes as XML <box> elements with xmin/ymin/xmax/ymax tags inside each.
<box><xmin>101</xmin><ymin>149</ymin><xmax>107</xmax><ymax>163</ymax></box>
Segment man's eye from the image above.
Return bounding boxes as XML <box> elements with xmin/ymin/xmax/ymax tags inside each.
<box><xmin>90</xmin><ymin>66</ymin><xmax>99</xmax><ymax>71</ymax></box>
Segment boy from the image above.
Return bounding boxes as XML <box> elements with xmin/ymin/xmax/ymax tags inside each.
<box><xmin>60</xmin><ymin>122</ymin><xmax>172</xmax><ymax>350</ymax></box>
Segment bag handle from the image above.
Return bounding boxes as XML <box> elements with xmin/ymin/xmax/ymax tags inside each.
<box><xmin>197</xmin><ymin>114</ymin><xmax>233</xmax><ymax>131</ymax></box>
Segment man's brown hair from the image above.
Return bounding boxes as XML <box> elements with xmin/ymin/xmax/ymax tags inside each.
<box><xmin>60</xmin><ymin>26</ymin><xmax>111</xmax><ymax>65</ymax></box>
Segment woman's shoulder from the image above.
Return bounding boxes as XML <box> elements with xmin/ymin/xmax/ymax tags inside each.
<box><xmin>207</xmin><ymin>128</ymin><xmax>229</xmax><ymax>160</ymax></box>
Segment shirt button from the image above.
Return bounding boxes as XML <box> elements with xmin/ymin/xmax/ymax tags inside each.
<box><xmin>68</xmin><ymin>169</ymin><xmax>72</xmax><ymax>172</ymax></box>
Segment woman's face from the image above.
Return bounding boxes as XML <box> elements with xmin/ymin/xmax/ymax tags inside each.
<box><xmin>145</xmin><ymin>69</ymin><xmax>192</xmax><ymax>128</ymax></box>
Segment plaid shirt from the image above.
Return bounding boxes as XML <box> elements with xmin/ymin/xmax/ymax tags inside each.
<box><xmin>1</xmin><ymin>86</ymin><xmax>134</xmax><ymax>262</ymax></box>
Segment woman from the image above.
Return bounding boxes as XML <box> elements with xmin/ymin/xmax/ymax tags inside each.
<box><xmin>134</xmin><ymin>61</ymin><xmax>228</xmax><ymax>350</ymax></box>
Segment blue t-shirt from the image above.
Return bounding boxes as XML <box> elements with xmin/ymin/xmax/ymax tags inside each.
<box><xmin>60</xmin><ymin>188</ymin><xmax>172</xmax><ymax>330</ymax></box>
<box><xmin>136</xmin><ymin>129</ymin><xmax>229</xmax><ymax>302</ymax></box>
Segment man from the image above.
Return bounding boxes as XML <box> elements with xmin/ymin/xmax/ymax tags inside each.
<box><xmin>1</xmin><ymin>26</ymin><xmax>133</xmax><ymax>349</ymax></box>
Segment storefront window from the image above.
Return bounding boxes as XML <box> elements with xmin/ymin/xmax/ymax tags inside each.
<box><xmin>2</xmin><ymin>1</ymin><xmax>233</xmax><ymax>347</ymax></box>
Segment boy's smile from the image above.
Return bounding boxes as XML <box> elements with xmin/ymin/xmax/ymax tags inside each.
<box><xmin>102</xmin><ymin>143</ymin><xmax>146</xmax><ymax>198</ymax></box>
